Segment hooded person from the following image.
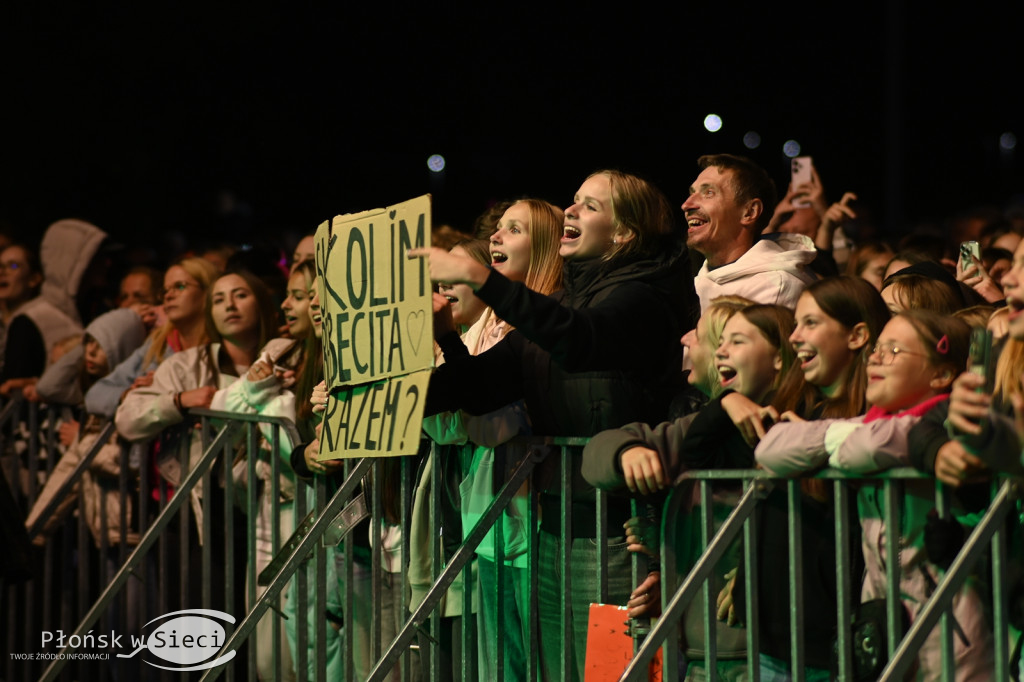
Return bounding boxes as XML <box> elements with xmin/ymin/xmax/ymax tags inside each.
<box><xmin>693</xmin><ymin>232</ymin><xmax>818</xmax><ymax>311</ymax></box>
<box><xmin>25</xmin><ymin>307</ymin><xmax>150</xmax><ymax>546</ymax></box>
<box><xmin>32</xmin><ymin>308</ymin><xmax>147</xmax><ymax>406</ymax></box>
<box><xmin>0</xmin><ymin>219</ymin><xmax>108</xmax><ymax>382</ymax></box>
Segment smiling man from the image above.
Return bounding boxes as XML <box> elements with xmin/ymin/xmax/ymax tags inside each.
<box><xmin>684</xmin><ymin>154</ymin><xmax>817</xmax><ymax>311</ymax></box>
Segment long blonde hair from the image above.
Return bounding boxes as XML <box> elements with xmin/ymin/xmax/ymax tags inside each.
<box><xmin>993</xmin><ymin>336</ymin><xmax>1024</xmax><ymax>407</ymax></box>
<box><xmin>591</xmin><ymin>170</ymin><xmax>676</xmax><ymax>263</ymax></box>
<box><xmin>142</xmin><ymin>257</ymin><xmax>220</xmax><ymax>368</ymax></box>
<box><xmin>698</xmin><ymin>296</ymin><xmax>754</xmax><ymax>398</ymax></box>
<box><xmin>514</xmin><ymin>198</ymin><xmax>564</xmax><ymax>296</ymax></box>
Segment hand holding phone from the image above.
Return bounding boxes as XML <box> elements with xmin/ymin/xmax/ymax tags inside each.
<box><xmin>959</xmin><ymin>240</ymin><xmax>981</xmax><ymax>273</ymax></box>
<box><xmin>790</xmin><ymin>156</ymin><xmax>814</xmax><ymax>207</ymax></box>
<box><xmin>968</xmin><ymin>327</ymin><xmax>994</xmax><ymax>395</ymax></box>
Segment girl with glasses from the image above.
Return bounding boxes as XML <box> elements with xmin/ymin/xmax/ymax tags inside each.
<box><xmin>756</xmin><ymin>310</ymin><xmax>994</xmax><ymax>679</ymax></box>
<box><xmin>721</xmin><ymin>276</ymin><xmax>890</xmax><ymax>679</ymax></box>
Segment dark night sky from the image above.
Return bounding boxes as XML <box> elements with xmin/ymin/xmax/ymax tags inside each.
<box><xmin>2</xmin><ymin>4</ymin><xmax>1022</xmax><ymax>263</ymax></box>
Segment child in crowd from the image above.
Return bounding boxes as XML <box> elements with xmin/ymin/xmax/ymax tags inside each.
<box><xmin>756</xmin><ymin>310</ymin><xmax>994</xmax><ymax>680</ymax></box>
<box><xmin>25</xmin><ymin>308</ymin><xmax>148</xmax><ymax>543</ymax></box>
<box><xmin>435</xmin><ymin>238</ymin><xmax>491</xmax><ymax>338</ymax></box>
<box><xmin>725</xmin><ymin>276</ymin><xmax>890</xmax><ymax>679</ymax></box>
<box><xmin>583</xmin><ymin>303</ymin><xmax>794</xmax><ymax>681</ymax></box>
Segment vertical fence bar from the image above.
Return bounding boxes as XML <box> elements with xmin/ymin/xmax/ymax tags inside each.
<box><xmin>833</xmin><ymin>480</ymin><xmax>853</xmax><ymax>681</ymax></box>
<box><xmin>660</xmin><ymin>487</ymin><xmax>681</xmax><ymax>682</ymax></box>
<box><xmin>372</xmin><ymin>459</ymin><xmax>385</xmax><ymax>678</ymax></box>
<box><xmin>495</xmin><ymin>489</ymin><xmax>506</xmax><ymax>682</ymax></box>
<box><xmin>559</xmin><ymin>444</ymin><xmax>572</xmax><ymax>682</ymax></box>
<box><xmin>786</xmin><ymin>479</ymin><xmax>805</xmax><ymax>680</ymax></box>
<box><xmin>205</xmin><ymin>425</ymin><xmax>216</xmax><ymax>616</ymax></box>
<box><xmin>269</xmin><ymin>425</ymin><xmax>284</xmax><ymax>682</ymax></box>
<box><xmin>314</xmin><ymin>466</ymin><xmax>328</xmax><ymax>682</ymax></box>
<box><xmin>427</xmin><ymin>451</ymin><xmax>440</xmax><ymax>682</ymax></box>
<box><xmin>883</xmin><ymin>478</ymin><xmax>904</xmax><ymax>657</ymax></box>
<box><xmin>527</xmin><ymin>454</ymin><xmax>539</xmax><ymax>682</ymax></box>
<box><xmin>296</xmin><ymin>472</ymin><xmax>310</xmax><ymax>682</ymax></box>
<box><xmin>179</xmin><ymin>437</ymin><xmax>190</xmax><ymax>613</ymax></box>
<box><xmin>342</xmin><ymin>458</ymin><xmax>355</xmax><ymax>682</ymax></box>
<box><xmin>400</xmin><ymin>454</ymin><xmax>412</xmax><ymax>682</ymax></box>
<box><xmin>700</xmin><ymin>479</ymin><xmax>716</xmax><ymax>677</ymax></box>
<box><xmin>595</xmin><ymin>487</ymin><xmax>608</xmax><ymax>604</ymax></box>
<box><xmin>991</xmin><ymin>478</ymin><xmax>1009</xmax><ymax>678</ymax></box>
<box><xmin>243</xmin><ymin>422</ymin><xmax>257</xmax><ymax>681</ymax></box>
<box><xmin>934</xmin><ymin>481</ymin><xmax>955</xmax><ymax>678</ymax></box>
<box><xmin>741</xmin><ymin>476</ymin><xmax>761</xmax><ymax>681</ymax></box>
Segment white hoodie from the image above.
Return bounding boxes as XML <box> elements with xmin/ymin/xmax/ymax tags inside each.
<box><xmin>694</xmin><ymin>232</ymin><xmax>818</xmax><ymax>311</ymax></box>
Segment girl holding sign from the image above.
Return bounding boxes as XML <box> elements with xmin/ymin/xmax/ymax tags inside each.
<box><xmin>410</xmin><ymin>170</ymin><xmax>699</xmax><ymax>682</ymax></box>
<box><xmin>413</xmin><ymin>200</ymin><xmax>564</xmax><ymax>680</ymax></box>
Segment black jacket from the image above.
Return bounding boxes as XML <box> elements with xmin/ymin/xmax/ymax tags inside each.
<box><xmin>424</xmin><ymin>242</ymin><xmax>698</xmax><ymax>513</ymax></box>
<box><xmin>425</xmin><ymin>242</ymin><xmax>698</xmax><ymax>437</ymax></box>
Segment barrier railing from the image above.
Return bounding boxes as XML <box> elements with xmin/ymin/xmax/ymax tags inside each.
<box><xmin>623</xmin><ymin>470</ymin><xmax>1020</xmax><ymax>682</ymax></box>
<box><xmin>2</xmin><ymin>397</ymin><xmax>1019</xmax><ymax>681</ymax></box>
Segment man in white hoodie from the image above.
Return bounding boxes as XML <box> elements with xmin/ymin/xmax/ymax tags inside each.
<box><xmin>683</xmin><ymin>154</ymin><xmax>817</xmax><ymax>311</ymax></box>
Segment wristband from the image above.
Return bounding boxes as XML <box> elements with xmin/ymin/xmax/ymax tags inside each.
<box><xmin>173</xmin><ymin>392</ymin><xmax>184</xmax><ymax>412</ymax></box>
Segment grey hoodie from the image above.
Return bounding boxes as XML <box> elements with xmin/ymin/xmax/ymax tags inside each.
<box><xmin>34</xmin><ymin>308</ymin><xmax>147</xmax><ymax>406</ymax></box>
<box><xmin>2</xmin><ymin>219</ymin><xmax>109</xmax><ymax>377</ymax></box>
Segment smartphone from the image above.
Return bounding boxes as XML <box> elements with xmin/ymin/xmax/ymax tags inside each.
<box><xmin>959</xmin><ymin>240</ymin><xmax>981</xmax><ymax>269</ymax></box>
<box><xmin>790</xmin><ymin>156</ymin><xmax>813</xmax><ymax>207</ymax></box>
<box><xmin>968</xmin><ymin>327</ymin><xmax>993</xmax><ymax>394</ymax></box>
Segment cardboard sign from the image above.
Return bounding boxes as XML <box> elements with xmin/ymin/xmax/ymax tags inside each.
<box><xmin>319</xmin><ymin>369</ymin><xmax>432</xmax><ymax>457</ymax></box>
<box><xmin>314</xmin><ymin>195</ymin><xmax>433</xmax><ymax>458</ymax></box>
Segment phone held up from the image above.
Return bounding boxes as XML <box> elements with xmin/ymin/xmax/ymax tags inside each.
<box><xmin>959</xmin><ymin>240</ymin><xmax>981</xmax><ymax>271</ymax></box>
<box><xmin>790</xmin><ymin>156</ymin><xmax>813</xmax><ymax>208</ymax></box>
<box><xmin>968</xmin><ymin>326</ymin><xmax>994</xmax><ymax>395</ymax></box>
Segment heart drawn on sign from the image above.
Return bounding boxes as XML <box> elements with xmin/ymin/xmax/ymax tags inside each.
<box><xmin>389</xmin><ymin>210</ymin><xmax>397</xmax><ymax>219</ymax></box>
<box><xmin>406</xmin><ymin>310</ymin><xmax>426</xmax><ymax>356</ymax></box>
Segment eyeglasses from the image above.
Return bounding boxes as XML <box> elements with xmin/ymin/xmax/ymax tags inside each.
<box><xmin>162</xmin><ymin>281</ymin><xmax>199</xmax><ymax>299</ymax></box>
<box><xmin>870</xmin><ymin>342</ymin><xmax>929</xmax><ymax>365</ymax></box>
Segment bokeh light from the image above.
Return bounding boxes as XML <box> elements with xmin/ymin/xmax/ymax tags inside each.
<box><xmin>743</xmin><ymin>131</ymin><xmax>761</xmax><ymax>149</ymax></box>
<box><xmin>782</xmin><ymin>140</ymin><xmax>802</xmax><ymax>158</ymax></box>
<box><xmin>427</xmin><ymin>154</ymin><xmax>446</xmax><ymax>172</ymax></box>
<box><xmin>703</xmin><ymin>114</ymin><xmax>723</xmax><ymax>133</ymax></box>
<box><xmin>999</xmin><ymin>132</ymin><xmax>1017</xmax><ymax>151</ymax></box>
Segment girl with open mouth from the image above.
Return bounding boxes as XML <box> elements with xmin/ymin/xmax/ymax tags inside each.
<box><xmin>756</xmin><ymin>310</ymin><xmax>995</xmax><ymax>680</ymax></box>
<box><xmin>720</xmin><ymin>276</ymin><xmax>890</xmax><ymax>678</ymax></box>
<box><xmin>414</xmin><ymin>198</ymin><xmax>564</xmax><ymax>682</ymax></box>
<box><xmin>409</xmin><ymin>170</ymin><xmax>700</xmax><ymax>682</ymax></box>
<box><xmin>582</xmin><ymin>301</ymin><xmax>793</xmax><ymax>681</ymax></box>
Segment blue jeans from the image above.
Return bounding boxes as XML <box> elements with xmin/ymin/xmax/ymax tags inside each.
<box><xmin>537</xmin><ymin>529</ymin><xmax>633</xmax><ymax>682</ymax></box>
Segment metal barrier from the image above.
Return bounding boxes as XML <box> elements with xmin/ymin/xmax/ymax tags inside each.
<box><xmin>623</xmin><ymin>470</ymin><xmax>1021</xmax><ymax>682</ymax></box>
<box><xmin>2</xmin><ymin>396</ymin><xmax>1020</xmax><ymax>681</ymax></box>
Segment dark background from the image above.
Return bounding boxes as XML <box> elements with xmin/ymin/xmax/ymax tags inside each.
<box><xmin>2</xmin><ymin>3</ymin><xmax>1022</xmax><ymax>263</ymax></box>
